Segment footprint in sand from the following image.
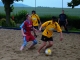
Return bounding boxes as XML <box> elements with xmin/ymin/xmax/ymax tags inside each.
<box><xmin>14</xmin><ymin>51</ymin><xmax>22</xmax><ymax>54</ymax></box>
<box><xmin>76</xmin><ymin>58</ymin><xmax>80</xmax><ymax>60</ymax></box>
<box><xmin>0</xmin><ymin>57</ymin><xmax>4</xmax><ymax>59</ymax></box>
<box><xmin>10</xmin><ymin>59</ymin><xmax>17</xmax><ymax>60</ymax></box>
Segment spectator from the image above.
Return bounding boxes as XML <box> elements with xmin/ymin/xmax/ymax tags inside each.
<box><xmin>58</xmin><ymin>10</ymin><xmax>68</xmax><ymax>32</ymax></box>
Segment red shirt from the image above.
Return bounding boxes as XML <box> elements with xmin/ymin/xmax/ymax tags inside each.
<box><xmin>23</xmin><ymin>20</ymin><xmax>33</xmax><ymax>35</ymax></box>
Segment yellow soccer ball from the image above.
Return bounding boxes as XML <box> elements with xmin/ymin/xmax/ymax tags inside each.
<box><xmin>45</xmin><ymin>49</ymin><xmax>52</xmax><ymax>56</ymax></box>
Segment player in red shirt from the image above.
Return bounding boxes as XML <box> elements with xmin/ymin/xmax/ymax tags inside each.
<box><xmin>20</xmin><ymin>14</ymin><xmax>38</xmax><ymax>51</ymax></box>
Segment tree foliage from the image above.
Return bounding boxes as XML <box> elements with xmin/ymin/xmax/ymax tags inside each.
<box><xmin>68</xmin><ymin>0</ymin><xmax>80</xmax><ymax>8</ymax></box>
<box><xmin>1</xmin><ymin>0</ymin><xmax>23</xmax><ymax>26</ymax></box>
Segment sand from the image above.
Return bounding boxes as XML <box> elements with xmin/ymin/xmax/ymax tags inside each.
<box><xmin>0</xmin><ymin>29</ymin><xmax>80</xmax><ymax>60</ymax></box>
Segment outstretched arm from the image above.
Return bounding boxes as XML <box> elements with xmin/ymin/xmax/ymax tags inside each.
<box><xmin>39</xmin><ymin>21</ymin><xmax>49</xmax><ymax>31</ymax></box>
<box><xmin>39</xmin><ymin>26</ymin><xmax>42</xmax><ymax>31</ymax></box>
<box><xmin>55</xmin><ymin>22</ymin><xmax>63</xmax><ymax>41</ymax></box>
<box><xmin>33</xmin><ymin>27</ymin><xmax>38</xmax><ymax>37</ymax></box>
<box><xmin>60</xmin><ymin>32</ymin><xmax>63</xmax><ymax>41</ymax></box>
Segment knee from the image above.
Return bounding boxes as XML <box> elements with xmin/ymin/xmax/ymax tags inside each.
<box><xmin>43</xmin><ymin>42</ymin><xmax>47</xmax><ymax>47</ymax></box>
<box><xmin>33</xmin><ymin>40</ymin><xmax>37</xmax><ymax>45</ymax></box>
<box><xmin>49</xmin><ymin>43</ymin><xmax>53</xmax><ymax>46</ymax></box>
<box><xmin>24</xmin><ymin>42</ymin><xmax>27</xmax><ymax>45</ymax></box>
<box><xmin>22</xmin><ymin>42</ymin><xmax>27</xmax><ymax>47</ymax></box>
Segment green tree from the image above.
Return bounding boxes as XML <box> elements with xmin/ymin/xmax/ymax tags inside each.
<box><xmin>68</xmin><ymin>0</ymin><xmax>80</xmax><ymax>8</ymax></box>
<box><xmin>1</xmin><ymin>0</ymin><xmax>23</xmax><ymax>26</ymax></box>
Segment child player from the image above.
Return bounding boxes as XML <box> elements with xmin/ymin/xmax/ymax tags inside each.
<box><xmin>31</xmin><ymin>10</ymin><xmax>41</xmax><ymax>37</ymax></box>
<box><xmin>20</xmin><ymin>14</ymin><xmax>38</xmax><ymax>51</ymax></box>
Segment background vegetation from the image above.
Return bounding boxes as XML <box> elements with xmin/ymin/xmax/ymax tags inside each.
<box><xmin>0</xmin><ymin>7</ymin><xmax>80</xmax><ymax>31</ymax></box>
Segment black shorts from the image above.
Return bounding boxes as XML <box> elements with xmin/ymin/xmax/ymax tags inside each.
<box><xmin>59</xmin><ymin>21</ymin><xmax>66</xmax><ymax>27</ymax></box>
<box><xmin>41</xmin><ymin>35</ymin><xmax>53</xmax><ymax>42</ymax></box>
<box><xmin>33</xmin><ymin>26</ymin><xmax>38</xmax><ymax>30</ymax></box>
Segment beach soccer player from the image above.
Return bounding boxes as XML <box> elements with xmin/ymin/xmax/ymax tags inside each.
<box><xmin>38</xmin><ymin>16</ymin><xmax>63</xmax><ymax>54</ymax></box>
<box><xmin>20</xmin><ymin>14</ymin><xmax>38</xmax><ymax>51</ymax></box>
<box><xmin>31</xmin><ymin>10</ymin><xmax>41</xmax><ymax>37</ymax></box>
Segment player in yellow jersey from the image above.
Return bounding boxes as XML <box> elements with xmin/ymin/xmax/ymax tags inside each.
<box><xmin>38</xmin><ymin>16</ymin><xmax>63</xmax><ymax>54</ymax></box>
<box><xmin>31</xmin><ymin>10</ymin><xmax>41</xmax><ymax>37</ymax></box>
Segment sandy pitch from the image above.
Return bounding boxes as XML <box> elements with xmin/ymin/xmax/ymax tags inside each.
<box><xmin>0</xmin><ymin>29</ymin><xmax>80</xmax><ymax>60</ymax></box>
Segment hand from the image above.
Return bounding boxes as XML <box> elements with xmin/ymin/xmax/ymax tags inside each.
<box><xmin>34</xmin><ymin>29</ymin><xmax>40</xmax><ymax>32</ymax></box>
<box><xmin>60</xmin><ymin>37</ymin><xmax>63</xmax><ymax>41</ymax></box>
<box><xmin>39</xmin><ymin>22</ymin><xmax>41</xmax><ymax>27</ymax></box>
<box><xmin>37</xmin><ymin>30</ymin><xmax>41</xmax><ymax>32</ymax></box>
<box><xmin>23</xmin><ymin>34</ymin><xmax>26</xmax><ymax>36</ymax></box>
<box><xmin>39</xmin><ymin>28</ymin><xmax>41</xmax><ymax>32</ymax></box>
<box><xmin>40</xmin><ymin>22</ymin><xmax>42</xmax><ymax>25</ymax></box>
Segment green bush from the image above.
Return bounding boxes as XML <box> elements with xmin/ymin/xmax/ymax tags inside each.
<box><xmin>0</xmin><ymin>18</ymin><xmax>16</xmax><ymax>27</ymax></box>
<box><xmin>40</xmin><ymin>15</ymin><xmax>52</xmax><ymax>22</ymax></box>
<box><xmin>0</xmin><ymin>18</ymin><xmax>7</xmax><ymax>27</ymax></box>
<box><xmin>10</xmin><ymin>18</ymin><xmax>16</xmax><ymax>27</ymax></box>
<box><xmin>40</xmin><ymin>15</ymin><xmax>80</xmax><ymax>29</ymax></box>
<box><xmin>0</xmin><ymin>10</ymin><xmax>80</xmax><ymax>29</ymax></box>
<box><xmin>14</xmin><ymin>10</ymin><xmax>28</xmax><ymax>23</ymax></box>
<box><xmin>67</xmin><ymin>15</ymin><xmax>80</xmax><ymax>29</ymax></box>
<box><xmin>0</xmin><ymin>13</ymin><xmax>6</xmax><ymax>19</ymax></box>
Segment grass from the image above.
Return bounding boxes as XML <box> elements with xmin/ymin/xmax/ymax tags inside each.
<box><xmin>0</xmin><ymin>7</ymin><xmax>80</xmax><ymax>16</ymax></box>
<box><xmin>69</xmin><ymin>29</ymin><xmax>80</xmax><ymax>32</ymax></box>
<box><xmin>69</xmin><ymin>30</ymin><xmax>80</xmax><ymax>32</ymax></box>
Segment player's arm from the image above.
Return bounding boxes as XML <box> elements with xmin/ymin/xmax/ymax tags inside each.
<box><xmin>21</xmin><ymin>28</ymin><xmax>26</xmax><ymax>36</ymax></box>
<box><xmin>65</xmin><ymin>14</ymin><xmax>68</xmax><ymax>24</ymax></box>
<box><xmin>20</xmin><ymin>22</ymin><xmax>26</xmax><ymax>36</ymax></box>
<box><xmin>36</xmin><ymin>14</ymin><xmax>41</xmax><ymax>24</ymax></box>
<box><xmin>33</xmin><ymin>27</ymin><xmax>38</xmax><ymax>37</ymax></box>
<box><xmin>66</xmin><ymin>19</ymin><xmax>68</xmax><ymax>24</ymax></box>
<box><xmin>60</xmin><ymin>31</ymin><xmax>63</xmax><ymax>41</ymax></box>
<box><xmin>58</xmin><ymin>14</ymin><xmax>60</xmax><ymax>23</ymax></box>
<box><xmin>39</xmin><ymin>21</ymin><xmax>49</xmax><ymax>31</ymax></box>
<box><xmin>55</xmin><ymin>22</ymin><xmax>63</xmax><ymax>41</ymax></box>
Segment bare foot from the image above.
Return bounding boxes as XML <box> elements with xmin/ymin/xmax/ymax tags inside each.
<box><xmin>20</xmin><ymin>46</ymin><xmax>24</xmax><ymax>51</ymax></box>
<box><xmin>36</xmin><ymin>51</ymin><xmax>40</xmax><ymax>56</ymax></box>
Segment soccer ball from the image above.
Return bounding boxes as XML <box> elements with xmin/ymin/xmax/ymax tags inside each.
<box><xmin>45</xmin><ymin>48</ymin><xmax>52</xmax><ymax>56</ymax></box>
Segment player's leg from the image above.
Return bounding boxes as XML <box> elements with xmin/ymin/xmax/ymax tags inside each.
<box><xmin>38</xmin><ymin>41</ymin><xmax>47</xmax><ymax>53</ymax></box>
<box><xmin>63</xmin><ymin>22</ymin><xmax>68</xmax><ymax>32</ymax></box>
<box><xmin>45</xmin><ymin>41</ymin><xmax>53</xmax><ymax>49</ymax></box>
<box><xmin>38</xmin><ymin>35</ymin><xmax>47</xmax><ymax>53</ymax></box>
<box><xmin>20</xmin><ymin>37</ymin><xmax>27</xmax><ymax>51</ymax></box>
<box><xmin>44</xmin><ymin>37</ymin><xmax>53</xmax><ymax>49</ymax></box>
<box><xmin>28</xmin><ymin>34</ymin><xmax>37</xmax><ymax>49</ymax></box>
<box><xmin>29</xmin><ymin>39</ymin><xmax>37</xmax><ymax>49</ymax></box>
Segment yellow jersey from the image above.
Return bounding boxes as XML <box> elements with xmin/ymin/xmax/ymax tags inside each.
<box><xmin>31</xmin><ymin>14</ymin><xmax>40</xmax><ymax>26</ymax></box>
<box><xmin>41</xmin><ymin>20</ymin><xmax>62</xmax><ymax>38</ymax></box>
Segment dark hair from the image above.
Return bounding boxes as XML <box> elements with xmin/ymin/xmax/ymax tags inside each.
<box><xmin>32</xmin><ymin>10</ymin><xmax>36</xmax><ymax>14</ymax></box>
<box><xmin>52</xmin><ymin>16</ymin><xmax>57</xmax><ymax>22</ymax></box>
<box><xmin>26</xmin><ymin>13</ymin><xmax>29</xmax><ymax>18</ymax></box>
<box><xmin>23</xmin><ymin>13</ymin><xmax>29</xmax><ymax>20</ymax></box>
